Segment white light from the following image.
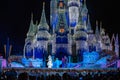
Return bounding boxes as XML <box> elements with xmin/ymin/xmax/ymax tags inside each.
<box><xmin>69</xmin><ymin>7</ymin><xmax>79</xmax><ymax>25</ymax></box>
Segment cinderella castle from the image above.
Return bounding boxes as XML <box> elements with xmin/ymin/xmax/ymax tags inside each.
<box><xmin>23</xmin><ymin>0</ymin><xmax>119</xmax><ymax>68</ymax></box>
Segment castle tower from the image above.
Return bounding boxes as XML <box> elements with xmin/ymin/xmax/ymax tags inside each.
<box><xmin>50</xmin><ymin>0</ymin><xmax>58</xmax><ymax>33</ymax></box>
<box><xmin>101</xmin><ymin>29</ymin><xmax>111</xmax><ymax>50</ymax></box>
<box><xmin>115</xmin><ymin>34</ymin><xmax>119</xmax><ymax>58</ymax></box>
<box><xmin>55</xmin><ymin>0</ymin><xmax>68</xmax><ymax>32</ymax></box>
<box><xmin>68</xmin><ymin>0</ymin><xmax>80</xmax><ymax>35</ymax></box>
<box><xmin>105</xmin><ymin>34</ymin><xmax>111</xmax><ymax>50</ymax></box>
<box><xmin>95</xmin><ymin>21</ymin><xmax>100</xmax><ymax>39</ymax></box>
<box><xmin>81</xmin><ymin>0</ymin><xmax>88</xmax><ymax>22</ymax></box>
<box><xmin>24</xmin><ymin>13</ymin><xmax>36</xmax><ymax>58</ymax></box>
<box><xmin>68</xmin><ymin>0</ymin><xmax>80</xmax><ymax>28</ymax></box>
<box><xmin>100</xmin><ymin>21</ymin><xmax>102</xmax><ymax>35</ymax></box>
<box><xmin>95</xmin><ymin>21</ymin><xmax>102</xmax><ymax>52</ymax></box>
<box><xmin>52</xmin><ymin>0</ymin><xmax>71</xmax><ymax>61</ymax></box>
<box><xmin>73</xmin><ymin>12</ymin><xmax>88</xmax><ymax>61</ymax></box>
<box><xmin>86</xmin><ymin>15</ymin><xmax>97</xmax><ymax>52</ymax></box>
<box><xmin>34</xmin><ymin>2</ymin><xmax>51</xmax><ymax>60</ymax></box>
<box><xmin>26</xmin><ymin>13</ymin><xmax>36</xmax><ymax>37</ymax></box>
<box><xmin>100</xmin><ymin>28</ymin><xmax>107</xmax><ymax>50</ymax></box>
<box><xmin>86</xmin><ymin>15</ymin><xmax>92</xmax><ymax>33</ymax></box>
<box><xmin>110</xmin><ymin>34</ymin><xmax>115</xmax><ymax>51</ymax></box>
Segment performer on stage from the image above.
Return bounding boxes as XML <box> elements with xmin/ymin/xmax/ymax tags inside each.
<box><xmin>62</xmin><ymin>56</ymin><xmax>68</xmax><ymax>68</ymax></box>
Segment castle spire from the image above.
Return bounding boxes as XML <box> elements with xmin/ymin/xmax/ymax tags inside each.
<box><xmin>115</xmin><ymin>34</ymin><xmax>119</xmax><ymax>45</ymax></box>
<box><xmin>110</xmin><ymin>33</ymin><xmax>115</xmax><ymax>51</ymax></box>
<box><xmin>35</xmin><ymin>2</ymin><xmax>51</xmax><ymax>40</ymax></box>
<box><xmin>111</xmin><ymin>33</ymin><xmax>115</xmax><ymax>45</ymax></box>
<box><xmin>50</xmin><ymin>0</ymin><xmax>58</xmax><ymax>28</ymax></box>
<box><xmin>68</xmin><ymin>0</ymin><xmax>80</xmax><ymax>27</ymax></box>
<box><xmin>115</xmin><ymin>34</ymin><xmax>119</xmax><ymax>57</ymax></box>
<box><xmin>95</xmin><ymin>20</ymin><xmax>99</xmax><ymax>35</ymax></box>
<box><xmin>73</xmin><ymin>7</ymin><xmax>88</xmax><ymax>54</ymax></box>
<box><xmin>31</xmin><ymin>13</ymin><xmax>33</xmax><ymax>24</ymax></box>
<box><xmin>87</xmin><ymin>15</ymin><xmax>92</xmax><ymax>33</ymax></box>
<box><xmin>27</xmin><ymin>13</ymin><xmax>35</xmax><ymax>37</ymax></box>
<box><xmin>75</xmin><ymin>13</ymin><xmax>83</xmax><ymax>31</ymax></box>
<box><xmin>81</xmin><ymin>0</ymin><xmax>88</xmax><ymax>22</ymax></box>
<box><xmin>38</xmin><ymin>2</ymin><xmax>49</xmax><ymax>31</ymax></box>
<box><xmin>105</xmin><ymin>34</ymin><xmax>111</xmax><ymax>50</ymax></box>
<box><xmin>78</xmin><ymin>12</ymin><xmax>83</xmax><ymax>25</ymax></box>
<box><xmin>55</xmin><ymin>1</ymin><xmax>68</xmax><ymax>32</ymax></box>
<box><xmin>101</xmin><ymin>28</ymin><xmax>105</xmax><ymax>36</ymax></box>
<box><xmin>84</xmin><ymin>0</ymin><xmax>86</xmax><ymax>4</ymax></box>
<box><xmin>74</xmin><ymin>12</ymin><xmax>87</xmax><ymax>41</ymax></box>
<box><xmin>100</xmin><ymin>21</ymin><xmax>102</xmax><ymax>35</ymax></box>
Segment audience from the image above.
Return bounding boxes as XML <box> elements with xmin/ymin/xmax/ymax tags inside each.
<box><xmin>0</xmin><ymin>68</ymin><xmax>120</xmax><ymax>80</ymax></box>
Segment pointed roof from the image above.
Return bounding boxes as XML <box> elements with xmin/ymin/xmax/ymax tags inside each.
<box><xmin>75</xmin><ymin>13</ymin><xmax>86</xmax><ymax>31</ymax></box>
<box><xmin>86</xmin><ymin>15</ymin><xmax>93</xmax><ymax>33</ymax></box>
<box><xmin>35</xmin><ymin>2</ymin><xmax>51</xmax><ymax>40</ymax></box>
<box><xmin>73</xmin><ymin>13</ymin><xmax>87</xmax><ymax>40</ymax></box>
<box><xmin>110</xmin><ymin>33</ymin><xmax>115</xmax><ymax>44</ymax></box>
<box><xmin>115</xmin><ymin>34</ymin><xmax>119</xmax><ymax>45</ymax></box>
<box><xmin>95</xmin><ymin>20</ymin><xmax>99</xmax><ymax>35</ymax></box>
<box><xmin>115</xmin><ymin>33</ymin><xmax>119</xmax><ymax>57</ymax></box>
<box><xmin>101</xmin><ymin>28</ymin><xmax>105</xmax><ymax>36</ymax></box>
<box><xmin>81</xmin><ymin>0</ymin><xmax>88</xmax><ymax>16</ymax></box>
<box><xmin>33</xmin><ymin>20</ymin><xmax>38</xmax><ymax>34</ymax></box>
<box><xmin>87</xmin><ymin>15</ymin><xmax>91</xmax><ymax>30</ymax></box>
<box><xmin>27</xmin><ymin>13</ymin><xmax>36</xmax><ymax>37</ymax></box>
<box><xmin>105</xmin><ymin>34</ymin><xmax>110</xmax><ymax>44</ymax></box>
<box><xmin>38</xmin><ymin>2</ymin><xmax>49</xmax><ymax>31</ymax></box>
<box><xmin>100</xmin><ymin>21</ymin><xmax>102</xmax><ymax>35</ymax></box>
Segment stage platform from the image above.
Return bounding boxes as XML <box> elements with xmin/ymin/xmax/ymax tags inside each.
<box><xmin>2</xmin><ymin>67</ymin><xmax>118</xmax><ymax>73</ymax></box>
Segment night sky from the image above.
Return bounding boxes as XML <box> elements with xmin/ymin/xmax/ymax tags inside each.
<box><xmin>0</xmin><ymin>0</ymin><xmax>119</xmax><ymax>55</ymax></box>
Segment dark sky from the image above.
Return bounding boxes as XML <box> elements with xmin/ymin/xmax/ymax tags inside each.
<box><xmin>0</xmin><ymin>0</ymin><xmax>119</xmax><ymax>55</ymax></box>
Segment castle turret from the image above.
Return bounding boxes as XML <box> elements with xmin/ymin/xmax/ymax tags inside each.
<box><xmin>101</xmin><ymin>28</ymin><xmax>107</xmax><ymax>50</ymax></box>
<box><xmin>51</xmin><ymin>0</ymin><xmax>72</xmax><ymax>61</ymax></box>
<box><xmin>95</xmin><ymin>21</ymin><xmax>102</xmax><ymax>52</ymax></box>
<box><xmin>95</xmin><ymin>21</ymin><xmax>100</xmax><ymax>38</ymax></box>
<box><xmin>27</xmin><ymin>13</ymin><xmax>36</xmax><ymax>38</ymax></box>
<box><xmin>55</xmin><ymin>0</ymin><xmax>68</xmax><ymax>32</ymax></box>
<box><xmin>105</xmin><ymin>34</ymin><xmax>111</xmax><ymax>50</ymax></box>
<box><xmin>115</xmin><ymin>34</ymin><xmax>119</xmax><ymax>58</ymax></box>
<box><xmin>81</xmin><ymin>0</ymin><xmax>88</xmax><ymax>22</ymax></box>
<box><xmin>50</xmin><ymin>0</ymin><xmax>58</xmax><ymax>33</ymax></box>
<box><xmin>36</xmin><ymin>3</ymin><xmax>51</xmax><ymax>40</ymax></box>
<box><xmin>74</xmin><ymin>13</ymin><xmax>87</xmax><ymax>43</ymax></box>
<box><xmin>37</xmin><ymin>4</ymin><xmax>49</xmax><ymax>31</ymax></box>
<box><xmin>110</xmin><ymin>34</ymin><xmax>115</xmax><ymax>51</ymax></box>
<box><xmin>34</xmin><ymin>2</ymin><xmax>51</xmax><ymax>60</ymax></box>
<box><xmin>23</xmin><ymin>13</ymin><xmax>36</xmax><ymax>58</ymax></box>
<box><xmin>68</xmin><ymin>0</ymin><xmax>80</xmax><ymax>35</ymax></box>
<box><xmin>86</xmin><ymin>16</ymin><xmax>97</xmax><ymax>52</ymax></box>
<box><xmin>86</xmin><ymin>15</ymin><xmax>93</xmax><ymax>33</ymax></box>
<box><xmin>68</xmin><ymin>0</ymin><xmax>80</xmax><ymax>27</ymax></box>
<box><xmin>73</xmin><ymin>12</ymin><xmax>88</xmax><ymax>61</ymax></box>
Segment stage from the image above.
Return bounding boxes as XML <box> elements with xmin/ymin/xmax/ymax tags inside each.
<box><xmin>2</xmin><ymin>67</ymin><xmax>118</xmax><ymax>74</ymax></box>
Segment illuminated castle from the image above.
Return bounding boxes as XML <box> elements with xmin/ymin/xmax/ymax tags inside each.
<box><xmin>23</xmin><ymin>0</ymin><xmax>119</xmax><ymax>67</ymax></box>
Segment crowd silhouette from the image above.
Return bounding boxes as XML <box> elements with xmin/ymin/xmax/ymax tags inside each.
<box><xmin>0</xmin><ymin>68</ymin><xmax>120</xmax><ymax>80</ymax></box>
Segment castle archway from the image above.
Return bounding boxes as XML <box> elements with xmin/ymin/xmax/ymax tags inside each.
<box><xmin>55</xmin><ymin>47</ymin><xmax>68</xmax><ymax>60</ymax></box>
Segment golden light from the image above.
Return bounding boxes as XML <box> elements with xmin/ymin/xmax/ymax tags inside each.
<box><xmin>59</xmin><ymin>2</ymin><xmax>63</xmax><ymax>7</ymax></box>
<box><xmin>59</xmin><ymin>29</ymin><xmax>64</xmax><ymax>33</ymax></box>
